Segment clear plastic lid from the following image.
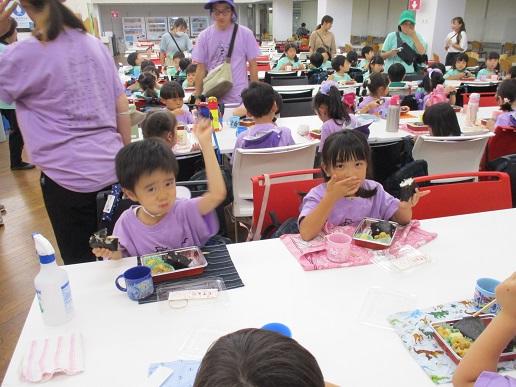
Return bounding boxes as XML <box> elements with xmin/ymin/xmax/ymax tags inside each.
<box><xmin>156</xmin><ymin>276</ymin><xmax>227</xmax><ymax>310</ymax></box>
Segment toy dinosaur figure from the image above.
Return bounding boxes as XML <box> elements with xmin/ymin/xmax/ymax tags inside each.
<box><xmin>413</xmin><ymin>348</ymin><xmax>444</xmax><ymax>360</ymax></box>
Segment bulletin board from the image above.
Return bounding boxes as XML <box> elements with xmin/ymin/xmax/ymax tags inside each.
<box><xmin>122</xmin><ymin>17</ymin><xmax>146</xmax><ymax>45</ymax></box>
<box><xmin>189</xmin><ymin>16</ymin><xmax>210</xmax><ymax>37</ymax></box>
<box><xmin>146</xmin><ymin>17</ymin><xmax>167</xmax><ymax>40</ymax></box>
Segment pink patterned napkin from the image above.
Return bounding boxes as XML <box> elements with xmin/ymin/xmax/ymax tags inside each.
<box><xmin>21</xmin><ymin>333</ymin><xmax>84</xmax><ymax>383</ymax></box>
<box><xmin>280</xmin><ymin>220</ymin><xmax>437</xmax><ymax>271</ymax></box>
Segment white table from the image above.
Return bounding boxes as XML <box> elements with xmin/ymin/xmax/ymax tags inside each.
<box><xmin>3</xmin><ymin>209</ymin><xmax>515</xmax><ymax>386</ymax></box>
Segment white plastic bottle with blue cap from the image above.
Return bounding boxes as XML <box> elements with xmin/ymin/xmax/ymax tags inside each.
<box><xmin>33</xmin><ymin>233</ymin><xmax>74</xmax><ymax>326</ymax></box>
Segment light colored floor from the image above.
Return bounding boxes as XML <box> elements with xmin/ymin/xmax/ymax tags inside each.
<box><xmin>0</xmin><ymin>139</ymin><xmax>62</xmax><ymax>381</ymax></box>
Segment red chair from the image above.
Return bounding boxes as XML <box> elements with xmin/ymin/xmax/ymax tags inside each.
<box><xmin>486</xmin><ymin>126</ymin><xmax>516</xmax><ymax>163</ymax></box>
<box><xmin>463</xmin><ymin>92</ymin><xmax>498</xmax><ymax>107</ymax></box>
<box><xmin>412</xmin><ymin>171</ymin><xmax>512</xmax><ymax>220</ymax></box>
<box><xmin>250</xmin><ymin>169</ymin><xmax>323</xmax><ymax>240</ymax></box>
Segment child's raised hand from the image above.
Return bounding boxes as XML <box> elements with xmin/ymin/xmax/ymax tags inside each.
<box><xmin>92</xmin><ymin>247</ymin><xmax>121</xmax><ymax>260</ymax></box>
<box><xmin>192</xmin><ymin>118</ymin><xmax>213</xmax><ymax>146</ymax></box>
<box><xmin>496</xmin><ymin>272</ymin><xmax>516</xmax><ymax>320</ymax></box>
<box><xmin>326</xmin><ymin>174</ymin><xmax>362</xmax><ymax>199</ymax></box>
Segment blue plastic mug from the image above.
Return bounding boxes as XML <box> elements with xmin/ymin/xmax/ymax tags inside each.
<box><xmin>473</xmin><ymin>278</ymin><xmax>501</xmax><ymax>314</ymax></box>
<box><xmin>115</xmin><ymin>266</ymin><xmax>154</xmax><ymax>301</ymax></box>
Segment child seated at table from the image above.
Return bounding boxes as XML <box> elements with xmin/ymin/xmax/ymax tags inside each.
<box><xmin>91</xmin><ymin>131</ymin><xmax>226</xmax><ymax>259</ymax></box>
<box><xmin>182</xmin><ymin>64</ymin><xmax>197</xmax><ymax>89</ymax></box>
<box><xmin>358</xmin><ymin>46</ymin><xmax>374</xmax><ymax>71</ymax></box>
<box><xmin>160</xmin><ymin>81</ymin><xmax>194</xmax><ymax>125</ymax></box>
<box><xmin>233</xmin><ymin>82</ymin><xmax>294</xmax><ymax>151</ymax></box>
<box><xmin>316</xmin><ymin>47</ymin><xmax>333</xmax><ymax>70</ymax></box>
<box><xmin>194</xmin><ymin>328</ymin><xmax>333</xmax><ymax>387</ymax></box>
<box><xmin>274</xmin><ymin>43</ymin><xmax>305</xmax><ymax>71</ymax></box>
<box><xmin>388</xmin><ymin>63</ymin><xmax>406</xmax><ymax>87</ymax></box>
<box><xmin>138</xmin><ymin>72</ymin><xmax>159</xmax><ymax>99</ymax></box>
<box><xmin>357</xmin><ymin>73</ymin><xmax>391</xmax><ymax>118</ymax></box>
<box><xmin>363</xmin><ymin>55</ymin><xmax>384</xmax><ymax>82</ymax></box>
<box><xmin>422</xmin><ymin>103</ymin><xmax>461</xmax><ymax>136</ymax></box>
<box><xmin>444</xmin><ymin>53</ymin><xmax>472</xmax><ymax>80</ymax></box>
<box><xmin>476</xmin><ymin>52</ymin><xmax>500</xmax><ymax>80</ymax></box>
<box><xmin>346</xmin><ymin>50</ymin><xmax>359</xmax><ymax>68</ymax></box>
<box><xmin>315</xmin><ymin>80</ymin><xmax>358</xmax><ymax>151</ymax></box>
<box><xmin>308</xmin><ymin>52</ymin><xmax>328</xmax><ymax>85</ymax></box>
<box><xmin>328</xmin><ymin>55</ymin><xmax>354</xmax><ymax>83</ymax></box>
<box><xmin>416</xmin><ymin>68</ymin><xmax>456</xmax><ymax>109</ymax></box>
<box><xmin>298</xmin><ymin>130</ymin><xmax>428</xmax><ymax>241</ymax></box>
<box><xmin>167</xmin><ymin>51</ymin><xmax>185</xmax><ymax>79</ymax></box>
<box><xmin>452</xmin><ymin>272</ymin><xmax>516</xmax><ymax>387</ymax></box>
<box><xmin>142</xmin><ymin>110</ymin><xmax>177</xmax><ymax>148</ymax></box>
<box><xmin>127</xmin><ymin>52</ymin><xmax>144</xmax><ymax>77</ymax></box>
<box><xmin>492</xmin><ymin>79</ymin><xmax>516</xmax><ymax>128</ymax></box>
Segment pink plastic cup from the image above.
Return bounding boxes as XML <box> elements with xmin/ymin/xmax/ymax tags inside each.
<box><xmin>326</xmin><ymin>233</ymin><xmax>352</xmax><ymax>263</ymax></box>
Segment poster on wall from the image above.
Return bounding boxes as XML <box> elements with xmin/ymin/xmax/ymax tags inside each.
<box><xmin>168</xmin><ymin>17</ymin><xmax>190</xmax><ymax>35</ymax></box>
<box><xmin>122</xmin><ymin>17</ymin><xmax>146</xmax><ymax>45</ymax></box>
<box><xmin>12</xmin><ymin>4</ymin><xmax>33</xmax><ymax>30</ymax></box>
<box><xmin>146</xmin><ymin>17</ymin><xmax>167</xmax><ymax>40</ymax></box>
<box><xmin>189</xmin><ymin>16</ymin><xmax>209</xmax><ymax>37</ymax></box>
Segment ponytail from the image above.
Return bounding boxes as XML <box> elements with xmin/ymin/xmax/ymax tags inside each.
<box><xmin>313</xmin><ymin>83</ymin><xmax>350</xmax><ymax>124</ymax></box>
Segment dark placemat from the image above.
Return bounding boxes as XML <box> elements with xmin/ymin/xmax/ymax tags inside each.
<box><xmin>138</xmin><ymin>243</ymin><xmax>244</xmax><ymax>304</ymax></box>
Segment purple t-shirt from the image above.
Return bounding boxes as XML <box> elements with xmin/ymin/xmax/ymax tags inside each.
<box><xmin>0</xmin><ymin>29</ymin><xmax>124</xmax><ymax>193</ymax></box>
<box><xmin>173</xmin><ymin>105</ymin><xmax>194</xmax><ymax>125</ymax></box>
<box><xmin>319</xmin><ymin>115</ymin><xmax>359</xmax><ymax>151</ymax></box>
<box><xmin>299</xmin><ymin>179</ymin><xmax>400</xmax><ymax>226</ymax></box>
<box><xmin>113</xmin><ymin>198</ymin><xmax>219</xmax><ymax>257</ymax></box>
<box><xmin>234</xmin><ymin>123</ymin><xmax>295</xmax><ymax>151</ymax></box>
<box><xmin>475</xmin><ymin>371</ymin><xmax>516</xmax><ymax>387</ymax></box>
<box><xmin>358</xmin><ymin>96</ymin><xmax>391</xmax><ymax>119</ymax></box>
<box><xmin>495</xmin><ymin>111</ymin><xmax>516</xmax><ymax>128</ymax></box>
<box><xmin>192</xmin><ymin>23</ymin><xmax>260</xmax><ymax>104</ymax></box>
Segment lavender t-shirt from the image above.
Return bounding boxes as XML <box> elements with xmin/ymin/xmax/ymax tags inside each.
<box><xmin>299</xmin><ymin>179</ymin><xmax>400</xmax><ymax>226</ymax></box>
<box><xmin>192</xmin><ymin>23</ymin><xmax>260</xmax><ymax>104</ymax></box>
<box><xmin>358</xmin><ymin>96</ymin><xmax>391</xmax><ymax>119</ymax></box>
<box><xmin>495</xmin><ymin>111</ymin><xmax>516</xmax><ymax>128</ymax></box>
<box><xmin>113</xmin><ymin>198</ymin><xmax>218</xmax><ymax>257</ymax></box>
<box><xmin>174</xmin><ymin>105</ymin><xmax>194</xmax><ymax>125</ymax></box>
<box><xmin>234</xmin><ymin>123</ymin><xmax>295</xmax><ymax>151</ymax></box>
<box><xmin>319</xmin><ymin>116</ymin><xmax>359</xmax><ymax>151</ymax></box>
<box><xmin>475</xmin><ymin>371</ymin><xmax>516</xmax><ymax>387</ymax></box>
<box><xmin>0</xmin><ymin>29</ymin><xmax>124</xmax><ymax>193</ymax></box>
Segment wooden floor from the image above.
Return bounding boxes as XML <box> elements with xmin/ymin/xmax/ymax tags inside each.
<box><xmin>0</xmin><ymin>140</ymin><xmax>62</xmax><ymax>382</ymax></box>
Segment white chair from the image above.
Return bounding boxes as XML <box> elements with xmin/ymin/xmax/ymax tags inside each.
<box><xmin>412</xmin><ymin>132</ymin><xmax>494</xmax><ymax>181</ymax></box>
<box><xmin>231</xmin><ymin>143</ymin><xmax>318</xmax><ymax>240</ymax></box>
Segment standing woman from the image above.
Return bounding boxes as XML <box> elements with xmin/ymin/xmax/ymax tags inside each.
<box><xmin>444</xmin><ymin>17</ymin><xmax>467</xmax><ymax>67</ymax></box>
<box><xmin>0</xmin><ymin>0</ymin><xmax>131</xmax><ymax>265</ymax></box>
<box><xmin>159</xmin><ymin>18</ymin><xmax>192</xmax><ymax>69</ymax></box>
<box><xmin>309</xmin><ymin>15</ymin><xmax>336</xmax><ymax>58</ymax></box>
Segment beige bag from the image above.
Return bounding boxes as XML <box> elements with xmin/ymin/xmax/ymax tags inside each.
<box><xmin>202</xmin><ymin>24</ymin><xmax>239</xmax><ymax>99</ymax></box>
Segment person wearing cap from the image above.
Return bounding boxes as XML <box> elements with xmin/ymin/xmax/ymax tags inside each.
<box><xmin>192</xmin><ymin>0</ymin><xmax>260</xmax><ymax>105</ymax></box>
<box><xmin>381</xmin><ymin>10</ymin><xmax>427</xmax><ymax>74</ymax></box>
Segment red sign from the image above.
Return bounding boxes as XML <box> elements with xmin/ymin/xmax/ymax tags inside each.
<box><xmin>408</xmin><ymin>0</ymin><xmax>421</xmax><ymax>11</ymax></box>
<box><xmin>111</xmin><ymin>10</ymin><xmax>119</xmax><ymax>19</ymax></box>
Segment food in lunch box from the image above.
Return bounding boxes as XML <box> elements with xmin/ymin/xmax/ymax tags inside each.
<box><xmin>89</xmin><ymin>228</ymin><xmax>118</xmax><ymax>251</ymax></box>
<box><xmin>163</xmin><ymin>251</ymin><xmax>192</xmax><ymax>270</ymax></box>
<box><xmin>309</xmin><ymin>129</ymin><xmax>321</xmax><ymax>139</ymax></box>
<box><xmin>399</xmin><ymin>178</ymin><xmax>417</xmax><ymax>202</ymax></box>
<box><xmin>436</xmin><ymin>324</ymin><xmax>472</xmax><ymax>357</ymax></box>
<box><xmin>370</xmin><ymin>220</ymin><xmax>396</xmax><ymax>239</ymax></box>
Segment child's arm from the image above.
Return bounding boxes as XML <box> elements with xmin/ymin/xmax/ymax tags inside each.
<box><xmin>92</xmin><ymin>248</ymin><xmax>123</xmax><ymax>260</ymax></box>
<box><xmin>391</xmin><ymin>189</ymin><xmax>430</xmax><ymax>225</ymax></box>
<box><xmin>358</xmin><ymin>99</ymin><xmax>381</xmax><ymax>114</ymax></box>
<box><xmin>453</xmin><ymin>273</ymin><xmax>516</xmax><ymax>387</ymax></box>
<box><xmin>299</xmin><ymin>175</ymin><xmax>361</xmax><ymax>241</ymax></box>
<box><xmin>193</xmin><ymin>118</ymin><xmax>227</xmax><ymax>215</ymax></box>
<box><xmin>116</xmin><ymin>94</ymin><xmax>132</xmax><ymax>145</ymax></box>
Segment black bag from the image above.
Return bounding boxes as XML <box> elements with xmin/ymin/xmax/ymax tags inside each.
<box><xmin>396</xmin><ymin>32</ymin><xmax>417</xmax><ymax>65</ymax></box>
<box><xmin>487</xmin><ymin>155</ymin><xmax>516</xmax><ymax>207</ymax></box>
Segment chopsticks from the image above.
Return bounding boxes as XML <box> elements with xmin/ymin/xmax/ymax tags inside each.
<box><xmin>472</xmin><ymin>299</ymin><xmax>497</xmax><ymax>317</ymax></box>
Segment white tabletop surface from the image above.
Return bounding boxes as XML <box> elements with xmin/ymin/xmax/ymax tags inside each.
<box><xmin>3</xmin><ymin>209</ymin><xmax>516</xmax><ymax>386</ymax></box>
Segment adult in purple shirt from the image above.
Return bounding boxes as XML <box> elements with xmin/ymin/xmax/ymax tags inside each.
<box><xmin>192</xmin><ymin>0</ymin><xmax>260</xmax><ymax>105</ymax></box>
<box><xmin>0</xmin><ymin>0</ymin><xmax>131</xmax><ymax>264</ymax></box>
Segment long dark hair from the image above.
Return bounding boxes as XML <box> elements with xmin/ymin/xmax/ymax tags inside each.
<box><xmin>0</xmin><ymin>17</ymin><xmax>17</xmax><ymax>44</ymax></box>
<box><xmin>496</xmin><ymin>79</ymin><xmax>516</xmax><ymax>112</ymax></box>
<box><xmin>28</xmin><ymin>0</ymin><xmax>86</xmax><ymax>41</ymax></box>
<box><xmin>423</xmin><ymin>103</ymin><xmax>461</xmax><ymax>136</ymax></box>
<box><xmin>316</xmin><ymin>15</ymin><xmax>333</xmax><ymax>30</ymax></box>
<box><xmin>313</xmin><ymin>84</ymin><xmax>351</xmax><ymax>125</ymax></box>
<box><xmin>452</xmin><ymin>17</ymin><xmax>466</xmax><ymax>44</ymax></box>
<box><xmin>452</xmin><ymin>52</ymin><xmax>469</xmax><ymax>70</ymax></box>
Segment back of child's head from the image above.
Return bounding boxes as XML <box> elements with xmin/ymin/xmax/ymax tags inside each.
<box><xmin>140</xmin><ymin>59</ymin><xmax>155</xmax><ymax>70</ymax></box>
<box><xmin>142</xmin><ymin>65</ymin><xmax>160</xmax><ymax>79</ymax></box>
<box><xmin>346</xmin><ymin>51</ymin><xmax>358</xmax><ymax>67</ymax></box>
<box><xmin>138</xmin><ymin>72</ymin><xmax>158</xmax><ymax>98</ymax></box>
<box><xmin>241</xmin><ymin>81</ymin><xmax>275</xmax><ymax>118</ymax></box>
<box><xmin>115</xmin><ymin>138</ymin><xmax>179</xmax><ymax>191</ymax></box>
<box><xmin>387</xmin><ymin>63</ymin><xmax>406</xmax><ymax>82</ymax></box>
<box><xmin>331</xmin><ymin>55</ymin><xmax>346</xmax><ymax>72</ymax></box>
<box><xmin>367</xmin><ymin>72</ymin><xmax>390</xmax><ymax>94</ymax></box>
<box><xmin>422</xmin><ymin>103</ymin><xmax>461</xmax><ymax>136</ymax></box>
<box><xmin>421</xmin><ymin>67</ymin><xmax>445</xmax><ymax>93</ymax></box>
<box><xmin>160</xmin><ymin>81</ymin><xmax>185</xmax><ymax>100</ymax></box>
<box><xmin>179</xmin><ymin>57</ymin><xmax>191</xmax><ymax>72</ymax></box>
<box><xmin>313</xmin><ymin>80</ymin><xmax>351</xmax><ymax>124</ymax></box>
<box><xmin>185</xmin><ymin>63</ymin><xmax>197</xmax><ymax>75</ymax></box>
<box><xmin>361</xmin><ymin>46</ymin><xmax>373</xmax><ymax>58</ymax></box>
<box><xmin>142</xmin><ymin>110</ymin><xmax>177</xmax><ymax>140</ymax></box>
<box><xmin>193</xmin><ymin>328</ymin><xmax>325</xmax><ymax>387</ymax></box>
<box><xmin>368</xmin><ymin>55</ymin><xmax>384</xmax><ymax>72</ymax></box>
<box><xmin>453</xmin><ymin>52</ymin><xmax>469</xmax><ymax>69</ymax></box>
<box><xmin>316</xmin><ymin>46</ymin><xmax>330</xmax><ymax>60</ymax></box>
<box><xmin>127</xmin><ymin>52</ymin><xmax>139</xmax><ymax>66</ymax></box>
<box><xmin>497</xmin><ymin>78</ymin><xmax>516</xmax><ymax>111</ymax></box>
<box><xmin>310</xmin><ymin>52</ymin><xmax>324</xmax><ymax>68</ymax></box>
<box><xmin>173</xmin><ymin>51</ymin><xmax>185</xmax><ymax>61</ymax></box>
<box><xmin>431</xmin><ymin>62</ymin><xmax>446</xmax><ymax>74</ymax></box>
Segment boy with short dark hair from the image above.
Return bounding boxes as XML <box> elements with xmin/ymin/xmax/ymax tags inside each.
<box><xmin>359</xmin><ymin>46</ymin><xmax>374</xmax><ymax>70</ymax></box>
<box><xmin>308</xmin><ymin>52</ymin><xmax>328</xmax><ymax>85</ymax></box>
<box><xmin>183</xmin><ymin>63</ymin><xmax>197</xmax><ymax>89</ymax></box>
<box><xmin>388</xmin><ymin>63</ymin><xmax>406</xmax><ymax>87</ymax></box>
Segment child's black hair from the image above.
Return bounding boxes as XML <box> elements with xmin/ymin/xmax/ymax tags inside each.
<box><xmin>368</xmin><ymin>55</ymin><xmax>384</xmax><ymax>73</ymax></box>
<box><xmin>179</xmin><ymin>57</ymin><xmax>191</xmax><ymax>72</ymax></box>
<box><xmin>127</xmin><ymin>52</ymin><xmax>140</xmax><ymax>67</ymax></box>
<box><xmin>367</xmin><ymin>73</ymin><xmax>390</xmax><ymax>95</ymax></box>
<box><xmin>421</xmin><ymin>68</ymin><xmax>445</xmax><ymax>93</ymax></box>
<box><xmin>496</xmin><ymin>79</ymin><xmax>516</xmax><ymax>112</ymax></box>
<box><xmin>316</xmin><ymin>46</ymin><xmax>331</xmax><ymax>60</ymax></box>
<box><xmin>361</xmin><ymin>46</ymin><xmax>373</xmax><ymax>58</ymax></box>
<box><xmin>273</xmin><ymin>90</ymin><xmax>283</xmax><ymax>116</ymax></box>
<box><xmin>280</xmin><ymin>42</ymin><xmax>299</xmax><ymax>62</ymax></box>
<box><xmin>387</xmin><ymin>63</ymin><xmax>406</xmax><ymax>82</ymax></box>
<box><xmin>115</xmin><ymin>138</ymin><xmax>179</xmax><ymax>191</ymax></box>
<box><xmin>160</xmin><ymin>81</ymin><xmax>185</xmax><ymax>100</ymax></box>
<box><xmin>321</xmin><ymin>131</ymin><xmax>377</xmax><ymax>198</ymax></box>
<box><xmin>422</xmin><ymin>103</ymin><xmax>461</xmax><ymax>136</ymax></box>
<box><xmin>313</xmin><ymin>83</ymin><xmax>351</xmax><ymax>125</ymax></box>
<box><xmin>510</xmin><ymin>66</ymin><xmax>516</xmax><ymax>79</ymax></box>
<box><xmin>331</xmin><ymin>55</ymin><xmax>346</xmax><ymax>72</ymax></box>
<box><xmin>193</xmin><ymin>328</ymin><xmax>325</xmax><ymax>387</ymax></box>
<box><xmin>310</xmin><ymin>52</ymin><xmax>324</xmax><ymax>68</ymax></box>
<box><xmin>172</xmin><ymin>51</ymin><xmax>185</xmax><ymax>61</ymax></box>
<box><xmin>430</xmin><ymin>62</ymin><xmax>446</xmax><ymax>74</ymax></box>
<box><xmin>140</xmin><ymin>59</ymin><xmax>155</xmax><ymax>70</ymax></box>
<box><xmin>185</xmin><ymin>63</ymin><xmax>197</xmax><ymax>75</ymax></box>
<box><xmin>482</xmin><ymin>51</ymin><xmax>500</xmax><ymax>71</ymax></box>
<box><xmin>346</xmin><ymin>51</ymin><xmax>358</xmax><ymax>67</ymax></box>
<box><xmin>138</xmin><ymin>72</ymin><xmax>158</xmax><ymax>98</ymax></box>
<box><xmin>452</xmin><ymin>52</ymin><xmax>469</xmax><ymax>70</ymax></box>
<box><xmin>142</xmin><ymin>65</ymin><xmax>160</xmax><ymax>79</ymax></box>
<box><xmin>142</xmin><ymin>110</ymin><xmax>177</xmax><ymax>140</ymax></box>
<box><xmin>241</xmin><ymin>81</ymin><xmax>275</xmax><ymax>118</ymax></box>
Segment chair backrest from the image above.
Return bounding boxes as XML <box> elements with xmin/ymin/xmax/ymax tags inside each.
<box><xmin>486</xmin><ymin>126</ymin><xmax>516</xmax><ymax>163</ymax></box>
<box><xmin>251</xmin><ymin>169</ymin><xmax>324</xmax><ymax>240</ymax></box>
<box><xmin>276</xmin><ymin>88</ymin><xmax>313</xmax><ymax>100</ymax></box>
<box><xmin>270</xmin><ymin>76</ymin><xmax>309</xmax><ymax>87</ymax></box>
<box><xmin>412</xmin><ymin>172</ymin><xmax>512</xmax><ymax>219</ymax></box>
<box><xmin>463</xmin><ymin>92</ymin><xmax>498</xmax><ymax>107</ymax></box>
<box><xmin>280</xmin><ymin>97</ymin><xmax>315</xmax><ymax>117</ymax></box>
<box><xmin>264</xmin><ymin>70</ymin><xmax>297</xmax><ymax>83</ymax></box>
<box><xmin>232</xmin><ymin>143</ymin><xmax>318</xmax><ymax>218</ymax></box>
<box><xmin>412</xmin><ymin>133</ymin><xmax>492</xmax><ymax>178</ymax></box>
<box><xmin>370</xmin><ymin>138</ymin><xmax>414</xmax><ymax>184</ymax></box>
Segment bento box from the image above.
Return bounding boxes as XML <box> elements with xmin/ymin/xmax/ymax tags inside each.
<box><xmin>139</xmin><ymin>247</ymin><xmax>207</xmax><ymax>284</ymax></box>
<box><xmin>431</xmin><ymin>314</ymin><xmax>516</xmax><ymax>364</ymax></box>
<box><xmin>352</xmin><ymin>218</ymin><xmax>399</xmax><ymax>250</ymax></box>
<box><xmin>406</xmin><ymin>122</ymin><xmax>430</xmax><ymax>132</ymax></box>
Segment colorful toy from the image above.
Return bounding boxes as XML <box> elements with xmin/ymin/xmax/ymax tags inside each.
<box><xmin>207</xmin><ymin>96</ymin><xmax>221</xmax><ymax>131</ymax></box>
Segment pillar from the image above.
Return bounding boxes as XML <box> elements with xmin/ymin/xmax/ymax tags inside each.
<box><xmin>317</xmin><ymin>0</ymin><xmax>353</xmax><ymax>47</ymax></box>
<box><xmin>272</xmin><ymin>0</ymin><xmax>294</xmax><ymax>41</ymax></box>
